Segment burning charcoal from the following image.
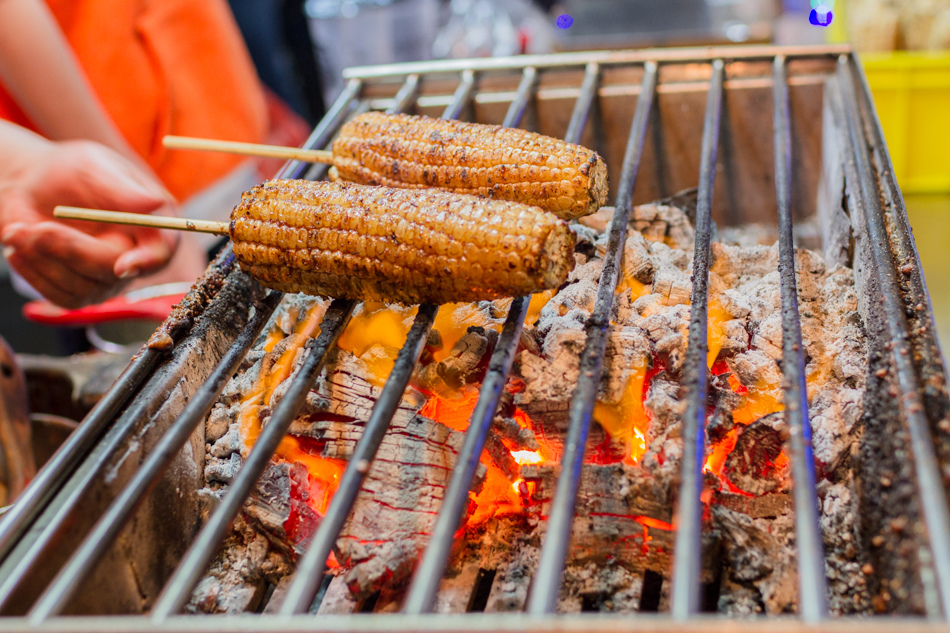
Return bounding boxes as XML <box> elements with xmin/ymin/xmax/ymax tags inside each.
<box><xmin>571</xmin><ymin>223</ymin><xmax>600</xmax><ymax>261</ymax></box>
<box><xmin>622</xmin><ymin>232</ymin><xmax>657</xmax><ymax>284</ymax></box>
<box><xmin>751</xmin><ymin>313</ymin><xmax>783</xmax><ymax>362</ymax></box>
<box><xmin>210</xmin><ymin>424</ymin><xmax>243</xmax><ymax>458</ymax></box>
<box><xmin>727</xmin><ymin>350</ymin><xmax>782</xmax><ymax>390</ymax></box>
<box><xmin>629</xmin><ymin>203</ymin><xmax>693</xmax><ymax>248</ymax></box>
<box><xmin>722</xmin><ymin>412</ymin><xmax>789</xmax><ymax>497</ymax></box>
<box><xmin>493</xmin><ymin>414</ymin><xmax>540</xmax><ymax>451</ymax></box>
<box><xmin>418</xmin><ymin>326</ymin><xmax>497</xmax><ymax>395</ymax></box>
<box><xmin>710</xmin><ymin>242</ymin><xmax>779</xmax><ymax>278</ymax></box>
<box><xmin>205</xmin><ymin>452</ymin><xmax>243</xmax><ymax>485</ymax></box>
<box><xmin>713</xmin><ymin>507</ymin><xmax>797</xmax><ymax>615</ymax></box>
<box><xmin>640</xmin><ymin>305</ymin><xmax>689</xmax><ymax>373</ymax></box>
<box><xmin>335</xmin><ymin>413</ymin><xmax>470</xmax><ymax>598</ymax></box>
<box><xmin>721</xmin><ymin>320</ymin><xmax>750</xmax><ymax>356</ymax></box>
<box><xmin>652</xmin><ymin>267</ymin><xmax>692</xmax><ymax>306</ymax></box>
<box><xmin>578</xmin><ymin>204</ymin><xmax>614</xmax><ymax>232</ymax></box>
<box><xmin>206</xmin><ymin>404</ymin><xmax>232</xmax><ymax>443</ymax></box>
<box><xmin>187</xmin><ymin>518</ymin><xmax>272</xmax><ymax>614</ymax></box>
<box><xmin>243</xmin><ymin>461</ymin><xmax>320</xmax><ymax>553</ymax></box>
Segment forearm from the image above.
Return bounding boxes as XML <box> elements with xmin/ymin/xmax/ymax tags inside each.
<box><xmin>0</xmin><ymin>0</ymin><xmax>137</xmax><ymax>159</ymax></box>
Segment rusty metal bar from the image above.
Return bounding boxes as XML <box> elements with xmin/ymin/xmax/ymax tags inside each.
<box><xmin>526</xmin><ymin>61</ymin><xmax>658</xmax><ymax>615</ymax></box>
<box><xmin>669</xmin><ymin>58</ymin><xmax>724</xmax><ymax>620</ymax></box>
<box><xmin>837</xmin><ymin>55</ymin><xmax>950</xmax><ymax>620</ymax></box>
<box><xmin>149</xmin><ymin>298</ymin><xmax>356</xmax><ymax>621</ymax></box>
<box><xmin>402</xmin><ymin>64</ymin><xmax>542</xmax><ymax>615</ymax></box>
<box><xmin>27</xmin><ymin>292</ymin><xmax>283</xmax><ymax>623</ymax></box>
<box><xmin>277</xmin><ymin>304</ymin><xmax>437</xmax><ymax>615</ymax></box>
<box><xmin>772</xmin><ymin>55</ymin><xmax>829</xmax><ymax>622</ymax></box>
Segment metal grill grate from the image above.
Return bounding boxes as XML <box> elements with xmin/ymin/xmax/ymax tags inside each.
<box><xmin>1</xmin><ymin>44</ymin><xmax>949</xmax><ymax>632</ymax></box>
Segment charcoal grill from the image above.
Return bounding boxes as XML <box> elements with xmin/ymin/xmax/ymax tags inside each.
<box><xmin>1</xmin><ymin>44</ymin><xmax>949</xmax><ymax>632</ymax></box>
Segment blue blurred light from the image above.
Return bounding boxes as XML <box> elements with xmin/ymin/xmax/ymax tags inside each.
<box><xmin>809</xmin><ymin>7</ymin><xmax>833</xmax><ymax>26</ymax></box>
<box><xmin>556</xmin><ymin>14</ymin><xmax>574</xmax><ymax>29</ymax></box>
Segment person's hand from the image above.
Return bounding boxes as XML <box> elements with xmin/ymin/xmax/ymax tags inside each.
<box><xmin>0</xmin><ymin>138</ymin><xmax>179</xmax><ymax>308</ymax></box>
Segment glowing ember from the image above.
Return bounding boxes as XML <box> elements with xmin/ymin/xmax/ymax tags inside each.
<box><xmin>704</xmin><ymin>427</ymin><xmax>738</xmax><ymax>476</ymax></box>
<box><xmin>430</xmin><ymin>303</ymin><xmax>503</xmax><ymax>363</ymax></box>
<box><xmin>732</xmin><ymin>380</ymin><xmax>785</xmax><ymax>425</ymax></box>
<box><xmin>593</xmin><ymin>359</ymin><xmax>650</xmax><ymax>463</ymax></box>
<box><xmin>510</xmin><ymin>450</ymin><xmax>543</xmax><ymax>465</ymax></box>
<box><xmin>417</xmin><ymin>387</ymin><xmax>480</xmax><ymax>433</ymax></box>
<box><xmin>336</xmin><ymin>301</ymin><xmax>415</xmax><ymax>385</ymax></box>
<box><xmin>706</xmin><ymin>298</ymin><xmax>731</xmax><ymax>368</ymax></box>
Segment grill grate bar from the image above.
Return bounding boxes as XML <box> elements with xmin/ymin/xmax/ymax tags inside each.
<box><xmin>149</xmin><ymin>73</ymin><xmax>421</xmax><ymax>621</ymax></box>
<box><xmin>150</xmin><ymin>298</ymin><xmax>357</xmax><ymax>622</ymax></box>
<box><xmin>402</xmin><ymin>64</ymin><xmax>544</xmax><ymax>615</ymax></box>
<box><xmin>281</xmin><ymin>79</ymin><xmax>363</xmax><ymax>181</ymax></box>
<box><xmin>526</xmin><ymin>61</ymin><xmax>658</xmax><ymax>615</ymax></box>
<box><xmin>0</xmin><ymin>347</ymin><xmax>162</xmax><ymax>563</ymax></box>
<box><xmin>670</xmin><ymin>58</ymin><xmax>724</xmax><ymax>620</ymax></box>
<box><xmin>276</xmin><ymin>68</ymin><xmax>478</xmax><ymax>616</ymax></box>
<box><xmin>0</xmin><ymin>254</ymin><xmax>246</xmax><ymax>611</ymax></box>
<box><xmin>278</xmin><ymin>304</ymin><xmax>438</xmax><ymax>615</ymax></box>
<box><xmin>442</xmin><ymin>69</ymin><xmax>476</xmax><ymax>120</ymax></box>
<box><xmin>771</xmin><ymin>55</ymin><xmax>829</xmax><ymax>621</ymax></box>
<box><xmin>27</xmin><ymin>292</ymin><xmax>284</xmax><ymax>623</ymax></box>
<box><xmin>836</xmin><ymin>55</ymin><xmax>950</xmax><ymax>619</ymax></box>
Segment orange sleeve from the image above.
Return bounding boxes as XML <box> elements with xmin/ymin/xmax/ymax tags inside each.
<box><xmin>1</xmin><ymin>0</ymin><xmax>268</xmax><ymax>202</ymax></box>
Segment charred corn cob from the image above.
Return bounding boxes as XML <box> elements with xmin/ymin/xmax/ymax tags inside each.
<box><xmin>328</xmin><ymin>112</ymin><xmax>608</xmax><ymax>221</ymax></box>
<box><xmin>230</xmin><ymin>180</ymin><xmax>576</xmax><ymax>305</ymax></box>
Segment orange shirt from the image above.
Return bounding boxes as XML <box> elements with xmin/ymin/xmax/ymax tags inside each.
<box><xmin>0</xmin><ymin>0</ymin><xmax>268</xmax><ymax>202</ymax></box>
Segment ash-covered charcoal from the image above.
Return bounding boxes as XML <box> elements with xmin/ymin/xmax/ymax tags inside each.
<box><xmin>722</xmin><ymin>413</ymin><xmax>789</xmax><ymax>496</ymax></box>
<box><xmin>190</xmin><ymin>193</ymin><xmax>869</xmax><ymax>617</ymax></box>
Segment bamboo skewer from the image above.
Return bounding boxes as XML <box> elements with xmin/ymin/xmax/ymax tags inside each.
<box><xmin>162</xmin><ymin>136</ymin><xmax>333</xmax><ymax>165</ymax></box>
<box><xmin>54</xmin><ymin>206</ymin><xmax>229</xmax><ymax>236</ymax></box>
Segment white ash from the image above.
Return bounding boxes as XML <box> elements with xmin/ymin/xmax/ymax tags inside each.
<box><xmin>191</xmin><ymin>196</ymin><xmax>869</xmax><ymax>615</ymax></box>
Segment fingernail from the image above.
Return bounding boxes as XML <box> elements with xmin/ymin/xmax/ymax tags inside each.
<box><xmin>118</xmin><ymin>267</ymin><xmax>139</xmax><ymax>279</ymax></box>
<box><xmin>2</xmin><ymin>246</ymin><xmax>13</xmax><ymax>260</ymax></box>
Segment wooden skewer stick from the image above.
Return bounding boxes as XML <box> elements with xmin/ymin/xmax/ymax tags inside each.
<box><xmin>54</xmin><ymin>206</ymin><xmax>230</xmax><ymax>236</ymax></box>
<box><xmin>163</xmin><ymin>135</ymin><xmax>334</xmax><ymax>165</ymax></box>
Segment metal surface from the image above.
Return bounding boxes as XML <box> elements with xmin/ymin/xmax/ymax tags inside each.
<box><xmin>526</xmin><ymin>61</ymin><xmax>658</xmax><ymax>616</ymax></box>
<box><xmin>27</xmin><ymin>292</ymin><xmax>283</xmax><ymax>622</ymax></box>
<box><xmin>150</xmin><ymin>298</ymin><xmax>356</xmax><ymax>621</ymax></box>
<box><xmin>0</xmin><ymin>346</ymin><xmax>162</xmax><ymax>561</ymax></box>
<box><xmin>772</xmin><ymin>56</ymin><xmax>829</xmax><ymax>622</ymax></box>
<box><xmin>669</xmin><ymin>58</ymin><xmax>723</xmax><ymax>620</ymax></box>
<box><xmin>836</xmin><ymin>55</ymin><xmax>950</xmax><ymax>620</ymax></box>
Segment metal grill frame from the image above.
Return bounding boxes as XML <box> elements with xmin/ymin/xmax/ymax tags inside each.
<box><xmin>2</xmin><ymin>44</ymin><xmax>949</xmax><ymax>632</ymax></box>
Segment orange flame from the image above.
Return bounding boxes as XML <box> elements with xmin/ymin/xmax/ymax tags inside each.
<box><xmin>336</xmin><ymin>301</ymin><xmax>415</xmax><ymax>386</ymax></box>
<box><xmin>706</xmin><ymin>299</ymin><xmax>731</xmax><ymax>368</ymax></box>
<box><xmin>593</xmin><ymin>359</ymin><xmax>650</xmax><ymax>463</ymax></box>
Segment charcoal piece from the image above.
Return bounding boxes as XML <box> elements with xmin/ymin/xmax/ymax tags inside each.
<box><xmin>722</xmin><ymin>413</ymin><xmax>788</xmax><ymax>496</ymax></box>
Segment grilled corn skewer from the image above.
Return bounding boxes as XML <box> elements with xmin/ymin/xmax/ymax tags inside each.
<box><xmin>328</xmin><ymin>112</ymin><xmax>608</xmax><ymax>221</ymax></box>
<box><xmin>230</xmin><ymin>180</ymin><xmax>576</xmax><ymax>305</ymax></box>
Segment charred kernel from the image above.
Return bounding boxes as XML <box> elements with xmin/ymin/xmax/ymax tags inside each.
<box><xmin>330</xmin><ymin>112</ymin><xmax>608</xmax><ymax>220</ymax></box>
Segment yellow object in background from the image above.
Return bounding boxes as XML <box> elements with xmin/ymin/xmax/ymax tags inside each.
<box><xmin>861</xmin><ymin>52</ymin><xmax>950</xmax><ymax>194</ymax></box>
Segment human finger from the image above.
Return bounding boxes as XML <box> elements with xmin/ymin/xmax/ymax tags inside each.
<box><xmin>2</xmin><ymin>221</ymin><xmax>128</xmax><ymax>285</ymax></box>
<box><xmin>3</xmin><ymin>243</ymin><xmax>113</xmax><ymax>309</ymax></box>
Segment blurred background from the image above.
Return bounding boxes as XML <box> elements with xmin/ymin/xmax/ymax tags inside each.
<box><xmin>2</xmin><ymin>0</ymin><xmax>949</xmax><ymax>355</ymax></box>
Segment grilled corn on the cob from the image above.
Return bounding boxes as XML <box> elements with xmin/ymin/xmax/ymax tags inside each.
<box><xmin>328</xmin><ymin>112</ymin><xmax>608</xmax><ymax>221</ymax></box>
<box><xmin>230</xmin><ymin>180</ymin><xmax>576</xmax><ymax>305</ymax></box>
